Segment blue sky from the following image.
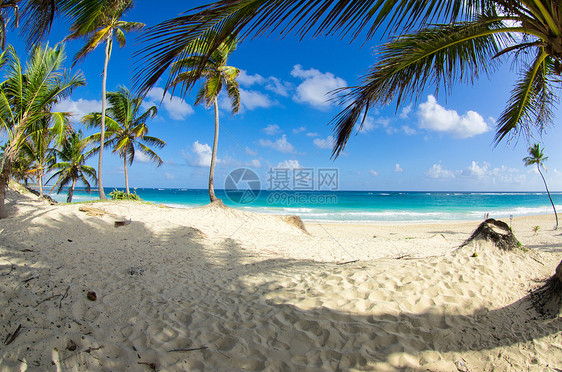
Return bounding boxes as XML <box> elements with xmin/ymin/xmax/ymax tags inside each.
<box><xmin>6</xmin><ymin>0</ymin><xmax>562</xmax><ymax>192</ymax></box>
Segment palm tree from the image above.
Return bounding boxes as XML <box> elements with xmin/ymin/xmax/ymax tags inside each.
<box><xmin>83</xmin><ymin>86</ymin><xmax>165</xmax><ymax>194</ymax></box>
<box><xmin>19</xmin><ymin>115</ymin><xmax>72</xmax><ymax>197</ymax></box>
<box><xmin>135</xmin><ymin>1</ymin><xmax>562</xmax><ymax>158</ymax></box>
<box><xmin>524</xmin><ymin>143</ymin><xmax>558</xmax><ymax>230</ymax></box>
<box><xmin>0</xmin><ymin>0</ymin><xmax>19</xmax><ymax>50</ymax></box>
<box><xmin>65</xmin><ymin>0</ymin><xmax>144</xmax><ymax>199</ymax></box>
<box><xmin>0</xmin><ymin>44</ymin><xmax>85</xmax><ymax>217</ymax></box>
<box><xmin>47</xmin><ymin>130</ymin><xmax>96</xmax><ymax>203</ymax></box>
<box><xmin>169</xmin><ymin>33</ymin><xmax>240</xmax><ymax>203</ymax></box>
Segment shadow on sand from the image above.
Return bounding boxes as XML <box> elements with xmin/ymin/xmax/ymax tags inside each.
<box><xmin>0</xmin><ymin>199</ymin><xmax>560</xmax><ymax>370</ymax></box>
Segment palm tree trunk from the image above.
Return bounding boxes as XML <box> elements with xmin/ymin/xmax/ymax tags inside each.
<box><xmin>124</xmin><ymin>155</ymin><xmax>129</xmax><ymax>194</ymax></box>
<box><xmin>38</xmin><ymin>173</ymin><xmax>43</xmax><ymax>197</ymax></box>
<box><xmin>67</xmin><ymin>178</ymin><xmax>77</xmax><ymax>203</ymax></box>
<box><xmin>208</xmin><ymin>97</ymin><xmax>220</xmax><ymax>203</ymax></box>
<box><xmin>97</xmin><ymin>36</ymin><xmax>112</xmax><ymax>200</ymax></box>
<box><xmin>538</xmin><ymin>165</ymin><xmax>558</xmax><ymax>229</ymax></box>
<box><xmin>0</xmin><ymin>157</ymin><xmax>12</xmax><ymax>219</ymax></box>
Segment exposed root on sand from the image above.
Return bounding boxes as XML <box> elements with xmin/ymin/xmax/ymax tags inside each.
<box><xmin>461</xmin><ymin>219</ymin><xmax>521</xmax><ymax>251</ymax></box>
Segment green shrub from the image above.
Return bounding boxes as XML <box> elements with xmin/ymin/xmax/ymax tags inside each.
<box><xmin>109</xmin><ymin>189</ymin><xmax>142</xmax><ymax>201</ymax></box>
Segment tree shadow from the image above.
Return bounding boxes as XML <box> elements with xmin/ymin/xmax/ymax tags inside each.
<box><xmin>0</xmin><ymin>202</ymin><xmax>560</xmax><ymax>371</ymax></box>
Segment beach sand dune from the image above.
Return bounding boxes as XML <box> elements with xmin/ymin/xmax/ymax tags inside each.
<box><xmin>1</xmin><ymin>187</ymin><xmax>561</xmax><ymax>371</ymax></box>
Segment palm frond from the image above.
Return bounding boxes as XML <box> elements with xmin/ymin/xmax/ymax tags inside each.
<box><xmin>495</xmin><ymin>50</ymin><xmax>556</xmax><ymax>143</ymax></box>
<box><xmin>330</xmin><ymin>16</ymin><xmax>515</xmax><ymax>157</ymax></box>
<box><xmin>133</xmin><ymin>0</ymin><xmax>487</xmax><ymax>94</ymax></box>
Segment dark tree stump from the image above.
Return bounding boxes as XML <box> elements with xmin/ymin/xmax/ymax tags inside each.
<box><xmin>531</xmin><ymin>259</ymin><xmax>562</xmax><ymax>317</ymax></box>
<box><xmin>461</xmin><ymin>219</ymin><xmax>521</xmax><ymax>251</ymax></box>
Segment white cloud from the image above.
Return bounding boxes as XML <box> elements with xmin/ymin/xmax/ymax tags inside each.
<box><xmin>164</xmin><ymin>172</ymin><xmax>175</xmax><ymax>180</ymax></box>
<box><xmin>290</xmin><ymin>64</ymin><xmax>346</xmax><ymax>109</ymax></box>
<box><xmin>460</xmin><ymin>161</ymin><xmax>525</xmax><ymax>184</ymax></box>
<box><xmin>266</xmin><ymin>77</ymin><xmax>292</xmax><ymax>97</ymax></box>
<box><xmin>360</xmin><ymin>116</ymin><xmax>396</xmax><ymax>134</ymax></box>
<box><xmin>188</xmin><ymin>141</ymin><xmax>212</xmax><ymax>167</ymax></box>
<box><xmin>134</xmin><ymin>151</ymin><xmax>151</xmax><ymax>164</ymax></box>
<box><xmin>259</xmin><ymin>135</ymin><xmax>296</xmax><ymax>153</ymax></box>
<box><xmin>402</xmin><ymin>125</ymin><xmax>417</xmax><ymax>135</ymax></box>
<box><xmin>263</xmin><ymin>124</ymin><xmax>281</xmax><ymax>135</ymax></box>
<box><xmin>53</xmin><ymin>98</ymin><xmax>102</xmax><ymax>121</ymax></box>
<box><xmin>247</xmin><ymin>159</ymin><xmax>261</xmax><ymax>168</ymax></box>
<box><xmin>240</xmin><ymin>88</ymin><xmax>275</xmax><ymax>110</ymax></box>
<box><xmin>399</xmin><ymin>104</ymin><xmax>412</xmax><ymax>119</ymax></box>
<box><xmin>461</xmin><ymin>161</ymin><xmax>489</xmax><ymax>178</ymax></box>
<box><xmin>238</xmin><ymin>70</ymin><xmax>292</xmax><ymax>97</ymax></box>
<box><xmin>417</xmin><ymin>95</ymin><xmax>490</xmax><ymax>138</ymax></box>
<box><xmin>426</xmin><ymin>164</ymin><xmax>455</xmax><ymax>179</ymax></box>
<box><xmin>238</xmin><ymin>70</ymin><xmax>265</xmax><ymax>86</ymax></box>
<box><xmin>276</xmin><ymin>160</ymin><xmax>301</xmax><ymax>169</ymax></box>
<box><xmin>245</xmin><ymin>146</ymin><xmax>258</xmax><ymax>156</ymax></box>
<box><xmin>306</xmin><ymin>132</ymin><xmax>319</xmax><ymax>137</ymax></box>
<box><xmin>146</xmin><ymin>87</ymin><xmax>194</xmax><ymax>120</ymax></box>
<box><xmin>292</xmin><ymin>126</ymin><xmax>306</xmax><ymax>134</ymax></box>
<box><xmin>313</xmin><ymin>135</ymin><xmax>335</xmax><ymax>149</ymax></box>
<box><xmin>394</xmin><ymin>164</ymin><xmax>404</xmax><ymax>173</ymax></box>
<box><xmin>370</xmin><ymin>170</ymin><xmax>379</xmax><ymax>177</ymax></box>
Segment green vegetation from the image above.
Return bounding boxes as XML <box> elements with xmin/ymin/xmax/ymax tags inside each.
<box><xmin>532</xmin><ymin>225</ymin><xmax>541</xmax><ymax>235</ymax></box>
<box><xmin>136</xmin><ymin>1</ymin><xmax>562</xmax><ymax>157</ymax></box>
<box><xmin>83</xmin><ymin>86</ymin><xmax>165</xmax><ymax>194</ymax></box>
<box><xmin>0</xmin><ymin>44</ymin><xmax>85</xmax><ymax>217</ymax></box>
<box><xmin>109</xmin><ymin>188</ymin><xmax>141</xmax><ymax>201</ymax></box>
<box><xmin>65</xmin><ymin>0</ymin><xmax>144</xmax><ymax>200</ymax></box>
<box><xmin>47</xmin><ymin>130</ymin><xmax>97</xmax><ymax>203</ymax></box>
<box><xmin>170</xmin><ymin>32</ymin><xmax>240</xmax><ymax>203</ymax></box>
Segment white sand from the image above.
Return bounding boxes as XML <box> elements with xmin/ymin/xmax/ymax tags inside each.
<box><xmin>1</xmin><ymin>185</ymin><xmax>561</xmax><ymax>371</ymax></box>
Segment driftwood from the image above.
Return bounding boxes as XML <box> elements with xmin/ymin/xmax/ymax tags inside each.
<box><xmin>4</xmin><ymin>324</ymin><xmax>22</xmax><ymax>345</ymax></box>
<box><xmin>281</xmin><ymin>215</ymin><xmax>309</xmax><ymax>234</ymax></box>
<box><xmin>78</xmin><ymin>206</ymin><xmax>114</xmax><ymax>217</ymax></box>
<box><xmin>114</xmin><ymin>219</ymin><xmax>131</xmax><ymax>228</ymax></box>
<box><xmin>461</xmin><ymin>219</ymin><xmax>521</xmax><ymax>251</ymax></box>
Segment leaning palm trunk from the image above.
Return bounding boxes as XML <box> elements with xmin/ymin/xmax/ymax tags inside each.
<box><xmin>67</xmin><ymin>178</ymin><xmax>77</xmax><ymax>203</ymax></box>
<box><xmin>123</xmin><ymin>155</ymin><xmax>129</xmax><ymax>194</ymax></box>
<box><xmin>208</xmin><ymin>97</ymin><xmax>220</xmax><ymax>203</ymax></box>
<box><xmin>537</xmin><ymin>165</ymin><xmax>558</xmax><ymax>230</ymax></box>
<box><xmin>0</xmin><ymin>157</ymin><xmax>12</xmax><ymax>218</ymax></box>
<box><xmin>97</xmin><ymin>36</ymin><xmax>112</xmax><ymax>200</ymax></box>
<box><xmin>38</xmin><ymin>172</ymin><xmax>43</xmax><ymax>197</ymax></box>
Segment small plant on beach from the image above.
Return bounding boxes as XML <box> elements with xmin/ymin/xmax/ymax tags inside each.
<box><xmin>109</xmin><ymin>189</ymin><xmax>141</xmax><ymax>201</ymax></box>
<box><xmin>532</xmin><ymin>225</ymin><xmax>540</xmax><ymax>235</ymax></box>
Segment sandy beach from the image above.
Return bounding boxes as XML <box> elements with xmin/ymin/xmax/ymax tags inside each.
<box><xmin>1</xmin><ymin>185</ymin><xmax>561</xmax><ymax>371</ymax></box>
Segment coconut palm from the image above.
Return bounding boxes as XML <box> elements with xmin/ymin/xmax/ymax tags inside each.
<box><xmin>65</xmin><ymin>0</ymin><xmax>144</xmax><ymax>199</ymax></box>
<box><xmin>168</xmin><ymin>33</ymin><xmax>240</xmax><ymax>203</ymax></box>
<box><xmin>19</xmin><ymin>115</ymin><xmax>73</xmax><ymax>196</ymax></box>
<box><xmin>0</xmin><ymin>0</ymin><xmax>19</xmax><ymax>50</ymax></box>
<box><xmin>524</xmin><ymin>143</ymin><xmax>558</xmax><ymax>229</ymax></box>
<box><xmin>47</xmin><ymin>130</ymin><xmax>96</xmax><ymax>203</ymax></box>
<box><xmin>135</xmin><ymin>1</ymin><xmax>562</xmax><ymax>158</ymax></box>
<box><xmin>83</xmin><ymin>86</ymin><xmax>165</xmax><ymax>194</ymax></box>
<box><xmin>0</xmin><ymin>44</ymin><xmax>85</xmax><ymax>217</ymax></box>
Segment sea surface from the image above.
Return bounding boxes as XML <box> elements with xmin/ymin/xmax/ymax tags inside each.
<box><xmin>46</xmin><ymin>187</ymin><xmax>562</xmax><ymax>223</ymax></box>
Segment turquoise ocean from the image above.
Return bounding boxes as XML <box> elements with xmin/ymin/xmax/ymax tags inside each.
<box><xmin>47</xmin><ymin>187</ymin><xmax>562</xmax><ymax>223</ymax></box>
